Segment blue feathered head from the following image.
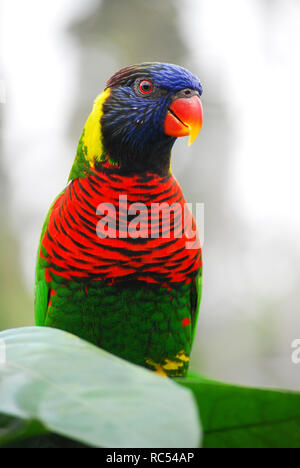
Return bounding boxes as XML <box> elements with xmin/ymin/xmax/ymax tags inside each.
<box><xmin>72</xmin><ymin>63</ymin><xmax>203</xmax><ymax>178</ymax></box>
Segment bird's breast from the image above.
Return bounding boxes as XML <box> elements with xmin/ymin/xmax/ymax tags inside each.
<box><xmin>41</xmin><ymin>170</ymin><xmax>202</xmax><ymax>285</ymax></box>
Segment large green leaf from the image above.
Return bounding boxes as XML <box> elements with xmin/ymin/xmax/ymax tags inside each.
<box><xmin>0</xmin><ymin>327</ymin><xmax>201</xmax><ymax>448</ymax></box>
<box><xmin>177</xmin><ymin>375</ymin><xmax>300</xmax><ymax>448</ymax></box>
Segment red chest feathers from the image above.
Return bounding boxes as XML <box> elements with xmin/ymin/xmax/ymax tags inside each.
<box><xmin>41</xmin><ymin>171</ymin><xmax>202</xmax><ymax>286</ymax></box>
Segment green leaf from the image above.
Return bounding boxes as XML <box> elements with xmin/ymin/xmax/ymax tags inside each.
<box><xmin>0</xmin><ymin>327</ymin><xmax>201</xmax><ymax>448</ymax></box>
<box><xmin>177</xmin><ymin>375</ymin><xmax>300</xmax><ymax>448</ymax></box>
<box><xmin>0</xmin><ymin>414</ymin><xmax>47</xmax><ymax>447</ymax></box>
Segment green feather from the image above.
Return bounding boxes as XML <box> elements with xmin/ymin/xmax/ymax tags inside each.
<box><xmin>34</xmin><ymin>191</ymin><xmax>65</xmax><ymax>326</ymax></box>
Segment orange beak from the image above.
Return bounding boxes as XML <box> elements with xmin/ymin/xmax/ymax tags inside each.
<box><xmin>164</xmin><ymin>95</ymin><xmax>203</xmax><ymax>146</ymax></box>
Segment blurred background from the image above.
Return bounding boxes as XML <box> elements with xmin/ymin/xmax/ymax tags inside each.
<box><xmin>0</xmin><ymin>0</ymin><xmax>299</xmax><ymax>389</ymax></box>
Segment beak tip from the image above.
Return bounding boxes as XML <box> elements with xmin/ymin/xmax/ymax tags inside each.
<box><xmin>188</xmin><ymin>126</ymin><xmax>202</xmax><ymax>146</ymax></box>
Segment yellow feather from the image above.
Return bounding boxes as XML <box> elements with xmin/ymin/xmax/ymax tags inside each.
<box><xmin>146</xmin><ymin>350</ymin><xmax>190</xmax><ymax>375</ymax></box>
<box><xmin>81</xmin><ymin>88</ymin><xmax>111</xmax><ymax>165</ymax></box>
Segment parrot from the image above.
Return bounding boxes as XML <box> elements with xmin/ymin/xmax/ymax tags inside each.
<box><xmin>35</xmin><ymin>62</ymin><xmax>203</xmax><ymax>377</ymax></box>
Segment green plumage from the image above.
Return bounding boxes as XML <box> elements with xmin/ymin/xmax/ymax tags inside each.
<box><xmin>35</xmin><ymin>268</ymin><xmax>201</xmax><ymax>377</ymax></box>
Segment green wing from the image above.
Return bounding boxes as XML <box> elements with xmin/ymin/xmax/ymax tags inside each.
<box><xmin>34</xmin><ymin>192</ymin><xmax>65</xmax><ymax>326</ymax></box>
<box><xmin>190</xmin><ymin>268</ymin><xmax>202</xmax><ymax>345</ymax></box>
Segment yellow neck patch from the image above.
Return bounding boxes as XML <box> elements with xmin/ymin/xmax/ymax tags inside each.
<box><xmin>81</xmin><ymin>88</ymin><xmax>111</xmax><ymax>166</ymax></box>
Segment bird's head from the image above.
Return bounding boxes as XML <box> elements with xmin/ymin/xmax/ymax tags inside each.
<box><xmin>69</xmin><ymin>62</ymin><xmax>203</xmax><ymax>179</ymax></box>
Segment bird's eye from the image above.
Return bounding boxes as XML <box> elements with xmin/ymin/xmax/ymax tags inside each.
<box><xmin>139</xmin><ymin>80</ymin><xmax>153</xmax><ymax>94</ymax></box>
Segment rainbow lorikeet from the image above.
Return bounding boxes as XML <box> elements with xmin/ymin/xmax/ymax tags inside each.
<box><xmin>35</xmin><ymin>63</ymin><xmax>203</xmax><ymax>377</ymax></box>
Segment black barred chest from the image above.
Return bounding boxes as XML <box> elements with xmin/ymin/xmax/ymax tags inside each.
<box><xmin>42</xmin><ymin>172</ymin><xmax>202</xmax><ymax>285</ymax></box>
